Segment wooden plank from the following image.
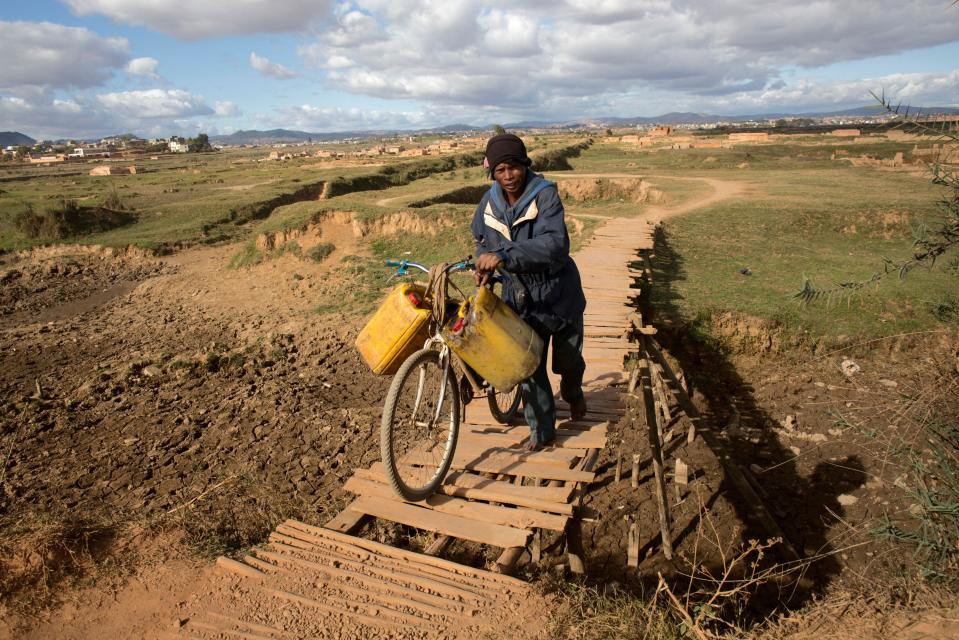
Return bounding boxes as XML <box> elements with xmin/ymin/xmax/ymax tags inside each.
<box><xmin>324</xmin><ymin>506</ymin><xmax>369</xmax><ymax>534</ymax></box>
<box><xmin>283</xmin><ymin>519</ymin><xmax>529</xmax><ymax>592</ymax></box>
<box><xmin>344</xmin><ymin>476</ymin><xmax>568</xmax><ymax>531</ymax></box>
<box><xmin>349</xmin><ymin>495</ymin><xmax>532</xmax><ymax>549</ymax></box>
<box><xmin>467</xmin><ymin>420</ymin><xmax>609</xmax><ymax>434</ymax></box>
<box><xmin>402</xmin><ymin>443</ymin><xmax>580</xmax><ymax>468</ymax></box>
<box><xmin>470</xmin><ymin>457</ymin><xmax>592</xmax><ymax>482</ymax></box>
<box><xmin>359</xmin><ymin>465</ymin><xmax>575</xmax><ymax>514</ymax></box>
<box><xmin>458</xmin><ymin>430</ymin><xmax>605</xmax><ymax>451</ymax></box>
<box><xmin>417</xmin><ymin>449</ymin><xmax>594</xmax><ymax>482</ymax></box>
<box><xmin>444</xmin><ymin>470</ymin><xmax>575</xmax><ymax>505</ymax></box>
<box><xmin>441</xmin><ymin>440</ymin><xmax>583</xmax><ymax>463</ymax></box>
<box><xmin>216</xmin><ymin>556</ymin><xmax>265</xmax><ymax>579</ymax></box>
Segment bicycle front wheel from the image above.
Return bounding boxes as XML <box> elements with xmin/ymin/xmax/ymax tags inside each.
<box><xmin>381</xmin><ymin>348</ymin><xmax>460</xmax><ymax>501</ymax></box>
<box><xmin>488</xmin><ymin>385</ymin><xmax>522</xmax><ymax>424</ymax></box>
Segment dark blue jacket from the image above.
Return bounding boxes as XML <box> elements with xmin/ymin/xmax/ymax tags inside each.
<box><xmin>471</xmin><ymin>170</ymin><xmax>587</xmax><ymax>333</ymax></box>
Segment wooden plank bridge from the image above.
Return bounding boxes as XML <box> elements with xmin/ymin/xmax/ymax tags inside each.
<box><xmin>180</xmin><ymin>215</ymin><xmax>658</xmax><ymax>639</ymax></box>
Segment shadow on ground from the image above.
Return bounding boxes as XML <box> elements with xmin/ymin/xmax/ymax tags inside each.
<box><xmin>636</xmin><ymin>224</ymin><xmax>867</xmax><ymax>622</ymax></box>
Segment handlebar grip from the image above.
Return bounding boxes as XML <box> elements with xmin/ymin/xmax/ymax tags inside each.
<box><xmin>385</xmin><ymin>259</ymin><xmax>402</xmax><ymax>267</ymax></box>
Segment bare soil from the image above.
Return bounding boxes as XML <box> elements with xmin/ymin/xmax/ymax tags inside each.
<box><xmin>0</xmin><ymin>240</ymin><xmax>397</xmax><ymax>633</ymax></box>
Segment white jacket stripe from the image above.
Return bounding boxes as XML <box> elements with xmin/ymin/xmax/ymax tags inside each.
<box><xmin>483</xmin><ymin>201</ymin><xmax>512</xmax><ymax>241</ymax></box>
<box><xmin>511</xmin><ymin>200</ymin><xmax>538</xmax><ymax>227</ymax></box>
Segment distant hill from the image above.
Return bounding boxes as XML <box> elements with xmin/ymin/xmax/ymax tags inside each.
<box><xmin>208</xmin><ymin>105</ymin><xmax>959</xmax><ymax>146</ymax></box>
<box><xmin>0</xmin><ymin>132</ymin><xmax>36</xmax><ymax>147</ymax></box>
<box><xmin>211</xmin><ymin>129</ymin><xmax>371</xmax><ymax>145</ymax></box>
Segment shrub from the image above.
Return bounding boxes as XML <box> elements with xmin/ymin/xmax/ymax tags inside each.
<box><xmin>13</xmin><ymin>200</ymin><xmax>135</xmax><ymax>240</ymax></box>
<box><xmin>307</xmin><ymin>242</ymin><xmax>335</xmax><ymax>262</ymax></box>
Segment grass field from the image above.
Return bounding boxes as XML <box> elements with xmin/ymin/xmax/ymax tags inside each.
<box><xmin>3</xmin><ymin>132</ymin><xmax>955</xmax><ymax>341</ymax></box>
<box><xmin>645</xmin><ymin>156</ymin><xmax>958</xmax><ymax>341</ymax></box>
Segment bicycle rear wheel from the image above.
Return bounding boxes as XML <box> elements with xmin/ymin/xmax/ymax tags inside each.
<box><xmin>381</xmin><ymin>348</ymin><xmax>460</xmax><ymax>501</ymax></box>
<box><xmin>488</xmin><ymin>385</ymin><xmax>522</xmax><ymax>424</ymax></box>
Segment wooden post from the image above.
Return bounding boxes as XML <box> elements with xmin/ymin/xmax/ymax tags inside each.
<box><xmin>640</xmin><ymin>339</ymin><xmax>673</xmax><ymax>560</ymax></box>
<box><xmin>614</xmin><ymin>453</ymin><xmax>622</xmax><ymax>484</ymax></box>
<box><xmin>652</xmin><ymin>363</ymin><xmax>672</xmax><ymax>423</ymax></box>
<box><xmin>627</xmin><ymin>518</ymin><xmax>639</xmax><ymax>568</ymax></box>
<box><xmin>644</xmin><ymin>337</ymin><xmax>801</xmax><ymax>563</ymax></box>
<box><xmin>424</xmin><ymin>535</ymin><xmax>452</xmax><ymax>557</ymax></box>
<box><xmin>531</xmin><ymin>530</ymin><xmax>542</xmax><ymax>563</ymax></box>
<box><xmin>642</xmin><ymin>339</ymin><xmax>702</xmax><ymax>445</ymax></box>
<box><xmin>566</xmin><ymin>519</ymin><xmax>586</xmax><ymax>574</ymax></box>
<box><xmin>494</xmin><ymin>546</ymin><xmax>526</xmax><ymax>574</ymax></box>
<box><xmin>674</xmin><ymin>457</ymin><xmax>688</xmax><ymax>503</ymax></box>
<box><xmin>630</xmin><ymin>454</ymin><xmax>640</xmax><ymax>489</ymax></box>
<box><xmin>677</xmin><ymin>371</ymin><xmax>688</xmax><ymax>395</ymax></box>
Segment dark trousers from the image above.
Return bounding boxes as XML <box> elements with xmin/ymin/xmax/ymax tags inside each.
<box><xmin>522</xmin><ymin>316</ymin><xmax>586</xmax><ymax>444</ymax></box>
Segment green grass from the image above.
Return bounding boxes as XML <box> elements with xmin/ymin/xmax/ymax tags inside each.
<box><xmin>0</xmin><ymin>148</ymin><xmax>484</xmax><ymax>250</ymax></box>
<box><xmin>651</xmin><ymin>165</ymin><xmax>959</xmax><ymax>340</ymax></box>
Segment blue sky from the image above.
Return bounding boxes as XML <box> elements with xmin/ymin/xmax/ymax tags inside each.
<box><xmin>2</xmin><ymin>0</ymin><xmax>958</xmax><ymax>139</ymax></box>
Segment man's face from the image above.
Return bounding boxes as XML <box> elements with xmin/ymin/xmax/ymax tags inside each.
<box><xmin>493</xmin><ymin>161</ymin><xmax>526</xmax><ymax>198</ymax></box>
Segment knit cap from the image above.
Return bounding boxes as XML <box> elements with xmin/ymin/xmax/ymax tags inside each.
<box><xmin>485</xmin><ymin>134</ymin><xmax>531</xmax><ymax>174</ymax></box>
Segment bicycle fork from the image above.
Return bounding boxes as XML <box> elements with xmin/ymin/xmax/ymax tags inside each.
<box><xmin>412</xmin><ymin>344</ymin><xmax>452</xmax><ymax>433</ymax></box>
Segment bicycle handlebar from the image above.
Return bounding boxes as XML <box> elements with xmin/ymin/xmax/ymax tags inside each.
<box><xmin>385</xmin><ymin>257</ymin><xmax>478</xmax><ymax>277</ymax></box>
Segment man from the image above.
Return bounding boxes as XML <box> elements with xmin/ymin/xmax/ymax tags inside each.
<box><xmin>472</xmin><ymin>133</ymin><xmax>588</xmax><ymax>450</ymax></box>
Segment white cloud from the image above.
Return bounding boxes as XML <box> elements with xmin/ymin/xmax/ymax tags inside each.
<box><xmin>0</xmin><ymin>88</ymin><xmax>223</xmax><ymax>139</ymax></box>
<box><xmin>96</xmin><ymin>89</ymin><xmax>214</xmax><ymax>119</ymax></box>
<box><xmin>249</xmin><ymin>52</ymin><xmax>297</xmax><ymax>80</ymax></box>
<box><xmin>703</xmin><ymin>70</ymin><xmax>959</xmax><ymax>114</ymax></box>
<box><xmin>268</xmin><ymin>104</ymin><xmax>433</xmax><ymax>131</ymax></box>
<box><xmin>299</xmin><ymin>0</ymin><xmax>959</xmax><ymax>118</ymax></box>
<box><xmin>0</xmin><ymin>21</ymin><xmax>129</xmax><ymax>92</ymax></box>
<box><xmin>214</xmin><ymin>101</ymin><xmax>241</xmax><ymax>117</ymax></box>
<box><xmin>52</xmin><ymin>98</ymin><xmax>83</xmax><ymax>113</ymax></box>
<box><xmin>63</xmin><ymin>0</ymin><xmax>334</xmax><ymax>40</ymax></box>
<box><xmin>125</xmin><ymin>57</ymin><xmax>160</xmax><ymax>79</ymax></box>
<box><xmin>478</xmin><ymin>10</ymin><xmax>542</xmax><ymax>58</ymax></box>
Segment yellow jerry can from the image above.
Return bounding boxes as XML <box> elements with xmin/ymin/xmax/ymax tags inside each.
<box><xmin>355</xmin><ymin>284</ymin><xmax>432</xmax><ymax>375</ymax></box>
<box><xmin>443</xmin><ymin>286</ymin><xmax>543</xmax><ymax>391</ymax></box>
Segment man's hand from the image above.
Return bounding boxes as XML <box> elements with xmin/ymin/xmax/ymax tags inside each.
<box><xmin>474</xmin><ymin>252</ymin><xmax>503</xmax><ymax>285</ymax></box>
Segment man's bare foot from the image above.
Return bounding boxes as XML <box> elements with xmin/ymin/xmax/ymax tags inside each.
<box><xmin>524</xmin><ymin>437</ymin><xmax>554</xmax><ymax>451</ymax></box>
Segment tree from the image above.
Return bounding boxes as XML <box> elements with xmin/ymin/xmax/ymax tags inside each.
<box><xmin>492</xmin><ymin>124</ymin><xmax>507</xmax><ymax>136</ymax></box>
<box><xmin>188</xmin><ymin>133</ymin><xmax>212</xmax><ymax>153</ymax></box>
<box><xmin>606</xmin><ymin>128</ymin><xmax>614</xmax><ymax>136</ymax></box>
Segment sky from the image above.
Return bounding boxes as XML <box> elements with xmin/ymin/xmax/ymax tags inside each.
<box><xmin>2</xmin><ymin>0</ymin><xmax>959</xmax><ymax>140</ymax></box>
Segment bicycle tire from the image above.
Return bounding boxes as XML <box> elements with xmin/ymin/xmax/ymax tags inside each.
<box><xmin>488</xmin><ymin>385</ymin><xmax>522</xmax><ymax>424</ymax></box>
<box><xmin>381</xmin><ymin>348</ymin><xmax>460</xmax><ymax>501</ymax></box>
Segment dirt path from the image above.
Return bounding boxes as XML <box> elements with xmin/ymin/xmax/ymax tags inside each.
<box><xmin>374</xmin><ymin>194</ymin><xmax>407</xmax><ymax>207</ymax></box>
<box><xmin>548</xmin><ymin>172</ymin><xmax>746</xmax><ymax>221</ymax></box>
<box><xmin>640</xmin><ymin>176</ymin><xmax>745</xmax><ymax>221</ymax></box>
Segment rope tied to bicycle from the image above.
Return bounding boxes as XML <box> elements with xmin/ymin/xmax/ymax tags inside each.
<box><xmin>426</xmin><ymin>262</ymin><xmax>450</xmax><ymax>327</ymax></box>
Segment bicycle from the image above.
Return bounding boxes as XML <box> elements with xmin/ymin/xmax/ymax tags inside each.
<box><xmin>379</xmin><ymin>257</ymin><xmax>523</xmax><ymax>501</ymax></box>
